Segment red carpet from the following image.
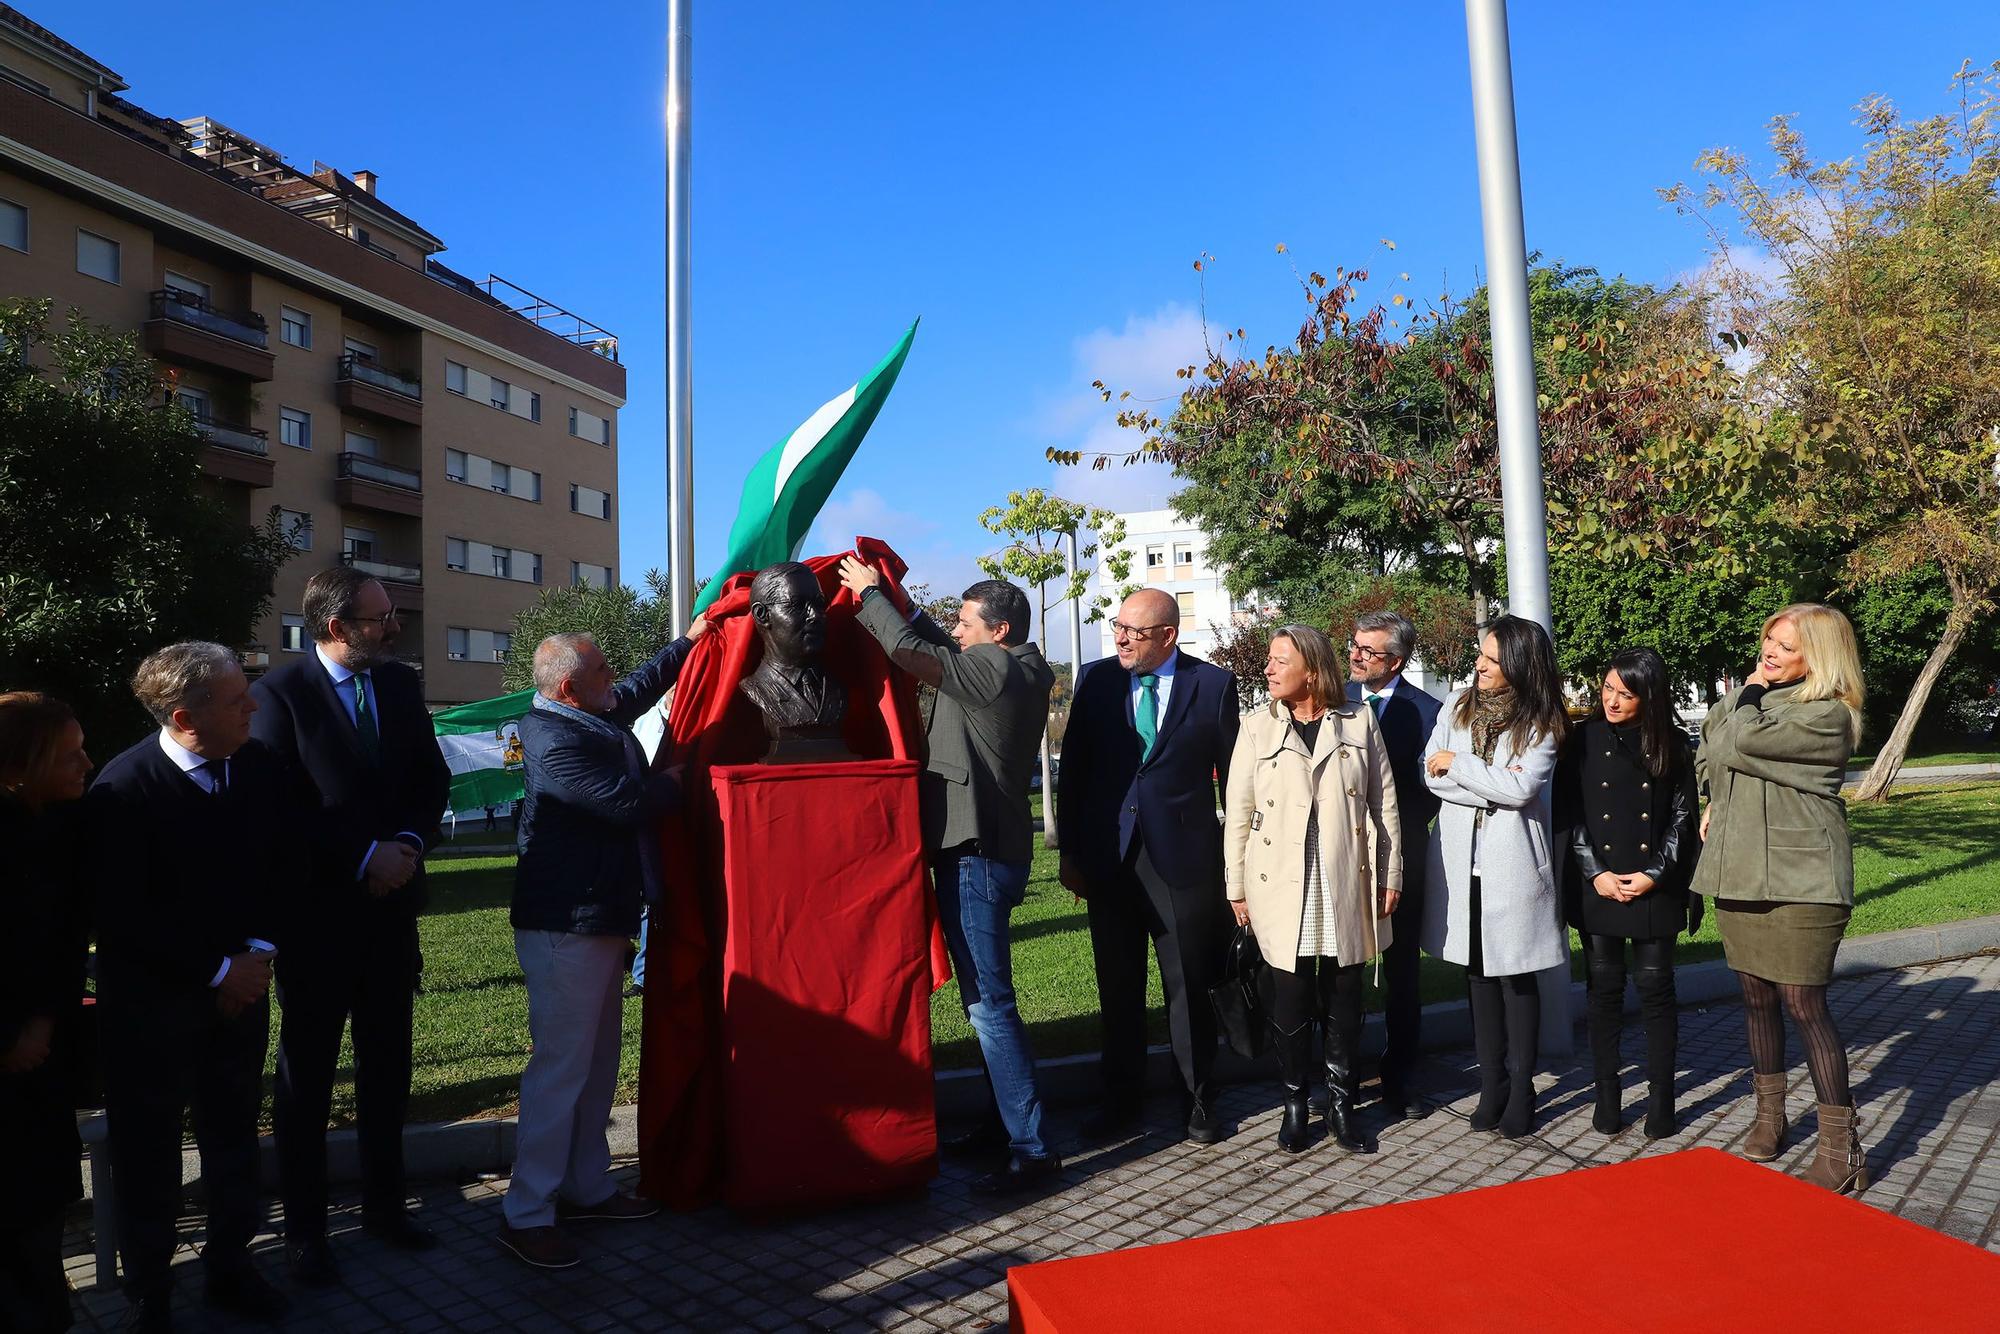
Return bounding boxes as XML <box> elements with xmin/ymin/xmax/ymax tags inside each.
<box><xmin>1008</xmin><ymin>1149</ymin><xmax>2000</xmax><ymax>1332</ymax></box>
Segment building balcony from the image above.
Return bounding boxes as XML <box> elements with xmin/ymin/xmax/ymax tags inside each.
<box><xmin>335</xmin><ymin>352</ymin><xmax>423</xmax><ymax>425</ymax></box>
<box><xmin>142</xmin><ymin>290</ymin><xmax>275</xmax><ymax>381</ymax></box>
<box><xmin>334</xmin><ymin>452</ymin><xmax>423</xmax><ymax>517</ymax></box>
<box><xmin>340</xmin><ymin>552</ymin><xmax>425</xmax><ymax>611</ymax></box>
<box><xmin>194</xmin><ymin>419</ymin><xmax>275</xmax><ymax>487</ymax></box>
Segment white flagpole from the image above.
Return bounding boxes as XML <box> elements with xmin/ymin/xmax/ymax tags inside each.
<box><xmin>665</xmin><ymin>0</ymin><xmax>695</xmax><ymax>636</ymax></box>
<box><xmin>1465</xmin><ymin>0</ymin><xmax>1569</xmax><ymax>1057</ymax></box>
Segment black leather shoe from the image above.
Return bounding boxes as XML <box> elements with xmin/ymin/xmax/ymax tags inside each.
<box><xmin>122</xmin><ymin>1295</ymin><xmax>173</xmax><ymax>1333</ymax></box>
<box><xmin>362</xmin><ymin>1211</ymin><xmax>439</xmax><ymax>1252</ymax></box>
<box><xmin>203</xmin><ymin>1266</ymin><xmax>289</xmax><ymax>1323</ymax></box>
<box><xmin>1377</xmin><ymin>1079</ymin><xmax>1412</xmax><ymax>1123</ymax></box>
<box><xmin>1078</xmin><ymin>1104</ymin><xmax>1143</xmax><ymax>1141</ymax></box>
<box><xmin>1185</xmin><ymin>1088</ymin><xmax>1223</xmax><ymax>1144</ymax></box>
<box><xmin>940</xmin><ymin>1121</ymin><xmax>1010</xmax><ymax>1160</ymax></box>
<box><xmin>284</xmin><ymin>1235</ymin><xmax>338</xmax><ymax>1286</ymax></box>
<box><xmin>971</xmin><ymin>1153</ymin><xmax>1063</xmax><ymax>1197</ymax></box>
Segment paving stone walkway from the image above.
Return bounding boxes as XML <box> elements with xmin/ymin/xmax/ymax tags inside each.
<box><xmin>62</xmin><ymin>951</ymin><xmax>2000</xmax><ymax>1331</ymax></box>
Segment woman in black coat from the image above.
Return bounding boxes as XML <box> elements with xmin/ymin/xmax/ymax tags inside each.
<box><xmin>1559</xmin><ymin>649</ymin><xmax>1699</xmax><ymax>1140</ymax></box>
<box><xmin>0</xmin><ymin>692</ymin><xmax>94</xmax><ymax>1334</ymax></box>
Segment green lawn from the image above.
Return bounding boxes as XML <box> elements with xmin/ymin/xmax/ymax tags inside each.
<box><xmin>291</xmin><ymin>781</ymin><xmax>1998</xmax><ymax>1125</ymax></box>
<box><xmin>1848</xmin><ymin>741</ymin><xmax>1999</xmax><ymax>770</ymax></box>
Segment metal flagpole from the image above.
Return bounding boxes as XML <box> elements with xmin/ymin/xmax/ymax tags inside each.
<box><xmin>1464</xmin><ymin>0</ymin><xmax>1569</xmax><ymax>1055</ymax></box>
<box><xmin>665</xmin><ymin>0</ymin><xmax>696</xmax><ymax>636</ymax></box>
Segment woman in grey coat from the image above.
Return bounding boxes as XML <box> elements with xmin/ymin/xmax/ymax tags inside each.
<box><xmin>1421</xmin><ymin>617</ymin><xmax>1570</xmax><ymax>1139</ymax></box>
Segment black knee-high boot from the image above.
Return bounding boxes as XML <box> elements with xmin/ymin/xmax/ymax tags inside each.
<box><xmin>1632</xmin><ymin>940</ymin><xmax>1678</xmax><ymax>1139</ymax></box>
<box><xmin>1584</xmin><ymin>935</ymin><xmax>1626</xmax><ymax>1134</ymax></box>
<box><xmin>1499</xmin><ymin>974</ymin><xmax>1540</xmax><ymax>1140</ymax></box>
<box><xmin>1273</xmin><ymin>1020</ymin><xmax>1313</xmax><ymax>1153</ymax></box>
<box><xmin>1466</xmin><ymin>972</ymin><xmax>1508</xmax><ymax>1132</ymax></box>
<box><xmin>1320</xmin><ymin>965</ymin><xmax>1370</xmax><ymax>1153</ymax></box>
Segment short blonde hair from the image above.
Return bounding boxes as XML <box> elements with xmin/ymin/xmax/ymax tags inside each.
<box><xmin>1763</xmin><ymin>603</ymin><xmax>1865</xmax><ymax>745</ymax></box>
<box><xmin>1270</xmin><ymin>625</ymin><xmax>1342</xmax><ymax>713</ymax></box>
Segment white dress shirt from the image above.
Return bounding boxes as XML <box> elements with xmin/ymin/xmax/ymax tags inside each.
<box><xmin>156</xmin><ymin>731</ymin><xmax>274</xmax><ymax>986</ymax></box>
<box><xmin>1360</xmin><ymin>674</ymin><xmax>1404</xmax><ymax>716</ymax></box>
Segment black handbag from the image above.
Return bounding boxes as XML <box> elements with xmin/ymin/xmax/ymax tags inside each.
<box><xmin>1208</xmin><ymin>924</ymin><xmax>1272</xmax><ymax>1060</ymax></box>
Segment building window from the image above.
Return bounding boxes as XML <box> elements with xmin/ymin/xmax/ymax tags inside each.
<box><xmin>568</xmin><ymin>406</ymin><xmax>611</xmax><ymax>445</ymax></box>
<box><xmin>76</xmin><ymin>229</ymin><xmax>119</xmax><ymax>283</ymax></box>
<box><xmin>491</xmin><ymin>548</ymin><xmax>510</xmax><ymax>580</ymax></box>
<box><xmin>1173</xmin><ymin>543</ymin><xmax>1195</xmax><ymax>570</ymax></box>
<box><xmin>571</xmin><ymin>561</ymin><xmax>613</xmax><ymax>589</ymax></box>
<box><xmin>343</xmin><ymin>431</ymin><xmax>377</xmax><ymax>458</ymax></box>
<box><xmin>280</xmin><ymin>614</ymin><xmax>306</xmax><ymax>653</ymax></box>
<box><xmin>343</xmin><ymin>336</ymin><xmax>378</xmax><ymax>362</ymax></box>
<box><xmin>163</xmin><ymin>270</ymin><xmax>210</xmax><ymax>306</ymax></box>
<box><xmin>528</xmin><ymin>392</ymin><xmax>541</xmax><ymax>422</ymax></box>
<box><xmin>1175</xmin><ymin>591</ymin><xmax>1196</xmax><ymax>628</ymax></box>
<box><xmin>570</xmin><ymin>483</ymin><xmax>611</xmax><ymax>519</ymax></box>
<box><xmin>446</xmin><ymin>537</ymin><xmax>467</xmax><ymax>571</ymax></box>
<box><xmin>343</xmin><ymin>527</ymin><xmax>376</xmax><ymax>562</ymax></box>
<box><xmin>0</xmin><ymin>200</ymin><xmax>23</xmax><ymax>253</ymax></box>
<box><xmin>489</xmin><ymin>377</ymin><xmax>511</xmax><ymax>411</ymax></box>
<box><xmin>1145</xmin><ymin>545</ymin><xmax>1166</xmax><ymax>571</ymax></box>
<box><xmin>491</xmin><ymin>631</ymin><xmax>512</xmax><ymax>663</ymax></box>
<box><xmin>279</xmin><ymin>307</ymin><xmax>312</xmax><ymax>348</ymax></box>
<box><xmin>447</xmin><ymin>627</ymin><xmax>469</xmax><ymax>661</ymax></box>
<box><xmin>445</xmin><ymin>360</ymin><xmax>467</xmax><ymax>395</ymax></box>
<box><xmin>279</xmin><ymin>407</ymin><xmax>310</xmax><ymax>449</ymax></box>
<box><xmin>444</xmin><ymin>449</ymin><xmax>467</xmax><ymax>483</ymax></box>
<box><xmin>279</xmin><ymin>509</ymin><xmax>312</xmax><ymax>551</ymax></box>
<box><xmin>173</xmin><ymin>386</ymin><xmax>211</xmax><ymax>421</ymax></box>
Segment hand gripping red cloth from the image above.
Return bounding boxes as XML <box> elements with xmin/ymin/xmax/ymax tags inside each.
<box><xmin>636</xmin><ymin>538</ymin><xmax>953</xmax><ymax>1209</ymax></box>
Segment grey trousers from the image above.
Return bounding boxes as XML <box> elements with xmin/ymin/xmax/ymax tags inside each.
<box><xmin>503</xmin><ymin>930</ymin><xmax>627</xmax><ymax>1228</ymax></box>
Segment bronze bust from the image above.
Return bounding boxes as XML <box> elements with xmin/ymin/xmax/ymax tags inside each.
<box><xmin>738</xmin><ymin>562</ymin><xmax>851</xmax><ymax>761</ymax></box>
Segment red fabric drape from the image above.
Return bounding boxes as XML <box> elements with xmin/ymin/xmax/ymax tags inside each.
<box><xmin>637</xmin><ymin>539</ymin><xmax>950</xmax><ymax>1210</ymax></box>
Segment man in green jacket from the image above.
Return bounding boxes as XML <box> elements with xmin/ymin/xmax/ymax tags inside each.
<box><xmin>838</xmin><ymin>556</ymin><xmax>1060</xmax><ymax>1195</ymax></box>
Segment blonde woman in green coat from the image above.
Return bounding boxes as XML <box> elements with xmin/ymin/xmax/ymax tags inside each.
<box><xmin>1693</xmin><ymin>603</ymin><xmax>1866</xmax><ymax>1193</ymax></box>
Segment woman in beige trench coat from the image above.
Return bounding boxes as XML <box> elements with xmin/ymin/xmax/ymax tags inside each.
<box><xmin>1225</xmin><ymin>625</ymin><xmax>1401</xmax><ymax>1154</ymax></box>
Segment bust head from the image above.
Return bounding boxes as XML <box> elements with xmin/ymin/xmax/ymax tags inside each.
<box><xmin>748</xmin><ymin>561</ymin><xmax>826</xmax><ymax>671</ymax></box>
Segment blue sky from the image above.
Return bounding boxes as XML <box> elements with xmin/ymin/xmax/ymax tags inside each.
<box><xmin>55</xmin><ymin>1</ymin><xmax>2000</xmax><ymax>649</ymax></box>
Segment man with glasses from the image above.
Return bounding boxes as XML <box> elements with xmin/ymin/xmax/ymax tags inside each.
<box><xmin>1345</xmin><ymin>610</ymin><xmax>1441</xmax><ymax>1119</ymax></box>
<box><xmin>1059</xmin><ymin>587</ymin><xmax>1240</xmax><ymax>1143</ymax></box>
<box><xmin>252</xmin><ymin>566</ymin><xmax>451</xmax><ymax>1282</ymax></box>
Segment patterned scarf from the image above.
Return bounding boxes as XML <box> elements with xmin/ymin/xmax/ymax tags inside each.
<box><xmin>1467</xmin><ymin>684</ymin><xmax>1520</xmax><ymax>763</ymax></box>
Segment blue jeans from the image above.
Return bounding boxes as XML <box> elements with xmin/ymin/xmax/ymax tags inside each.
<box><xmin>934</xmin><ymin>848</ymin><xmax>1047</xmax><ymax>1159</ymax></box>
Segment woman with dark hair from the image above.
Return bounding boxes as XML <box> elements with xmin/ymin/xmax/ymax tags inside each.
<box><xmin>1559</xmin><ymin>648</ymin><xmax>1699</xmax><ymax>1139</ymax></box>
<box><xmin>1420</xmin><ymin>616</ymin><xmax>1569</xmax><ymax>1139</ymax></box>
<box><xmin>0</xmin><ymin>691</ymin><xmax>93</xmax><ymax>1334</ymax></box>
<box><xmin>1224</xmin><ymin>626</ymin><xmax>1401</xmax><ymax>1154</ymax></box>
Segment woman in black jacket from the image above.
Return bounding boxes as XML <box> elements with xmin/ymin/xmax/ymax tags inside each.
<box><xmin>1560</xmin><ymin>649</ymin><xmax>1699</xmax><ymax>1139</ymax></box>
<box><xmin>0</xmin><ymin>692</ymin><xmax>94</xmax><ymax>1334</ymax></box>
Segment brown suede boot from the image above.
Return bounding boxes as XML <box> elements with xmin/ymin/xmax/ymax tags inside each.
<box><xmin>1801</xmin><ymin>1104</ymin><xmax>1868</xmax><ymax>1194</ymax></box>
<box><xmin>1741</xmin><ymin>1072</ymin><xmax>1788</xmax><ymax>1162</ymax></box>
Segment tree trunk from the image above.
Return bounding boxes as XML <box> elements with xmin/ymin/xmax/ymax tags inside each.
<box><xmin>1040</xmin><ymin>732</ymin><xmax>1058</xmax><ymax>848</ymax></box>
<box><xmin>1853</xmin><ymin>600</ymin><xmax>1976</xmax><ymax>801</ymax></box>
<box><xmin>1458</xmin><ymin>528</ymin><xmax>1489</xmax><ymax>627</ymax></box>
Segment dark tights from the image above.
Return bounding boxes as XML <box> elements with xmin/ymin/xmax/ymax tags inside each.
<box><xmin>1584</xmin><ymin>934</ymin><xmax>1677</xmax><ymax>1095</ymax></box>
<box><xmin>1738</xmin><ymin>971</ymin><xmax>1850</xmax><ymax>1106</ymax></box>
<box><xmin>1269</xmin><ymin>955</ymin><xmax>1363</xmax><ymax>1033</ymax></box>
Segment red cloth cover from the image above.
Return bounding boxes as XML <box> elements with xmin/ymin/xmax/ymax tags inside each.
<box><xmin>1007</xmin><ymin>1148</ymin><xmax>2000</xmax><ymax>1332</ymax></box>
<box><xmin>712</xmin><ymin>759</ymin><xmax>937</xmax><ymax>1211</ymax></box>
<box><xmin>637</xmin><ymin>539</ymin><xmax>950</xmax><ymax>1210</ymax></box>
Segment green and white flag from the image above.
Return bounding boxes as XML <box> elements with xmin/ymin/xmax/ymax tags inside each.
<box><xmin>690</xmin><ymin>320</ymin><xmax>918</xmax><ymax>616</ymax></box>
<box><xmin>432</xmin><ymin>688</ymin><xmax>536</xmax><ymax>812</ymax></box>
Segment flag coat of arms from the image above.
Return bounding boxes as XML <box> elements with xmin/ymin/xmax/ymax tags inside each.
<box><xmin>432</xmin><ymin>688</ymin><xmax>536</xmax><ymax>811</ymax></box>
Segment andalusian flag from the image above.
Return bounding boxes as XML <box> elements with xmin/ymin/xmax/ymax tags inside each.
<box><xmin>690</xmin><ymin>320</ymin><xmax>918</xmax><ymax>615</ymax></box>
<box><xmin>432</xmin><ymin>688</ymin><xmax>536</xmax><ymax>811</ymax></box>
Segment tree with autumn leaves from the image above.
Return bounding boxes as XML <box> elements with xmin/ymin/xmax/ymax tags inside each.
<box><xmin>1056</xmin><ymin>63</ymin><xmax>2000</xmax><ymax>799</ymax></box>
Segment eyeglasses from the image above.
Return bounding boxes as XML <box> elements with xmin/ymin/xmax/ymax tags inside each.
<box><xmin>1112</xmin><ymin>621</ymin><xmax>1174</xmax><ymax>641</ymax></box>
<box><xmin>350</xmin><ymin>608</ymin><xmax>402</xmax><ymax>629</ymax></box>
<box><xmin>1347</xmin><ymin>640</ymin><xmax>1397</xmax><ymax>663</ymax></box>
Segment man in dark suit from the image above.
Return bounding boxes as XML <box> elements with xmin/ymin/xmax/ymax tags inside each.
<box><xmin>841</xmin><ymin>559</ymin><xmax>1061</xmax><ymax>1194</ymax></box>
<box><xmin>251</xmin><ymin>566</ymin><xmax>451</xmax><ymax>1281</ymax></box>
<box><xmin>496</xmin><ymin>622</ymin><xmax>706</xmax><ymax>1269</ymax></box>
<box><xmin>1058</xmin><ymin>587</ymin><xmax>1240</xmax><ymax>1143</ymax></box>
<box><xmin>89</xmin><ymin>642</ymin><xmax>298</xmax><ymax>1330</ymax></box>
<box><xmin>1346</xmin><ymin>610</ymin><xmax>1443</xmax><ymax>1119</ymax></box>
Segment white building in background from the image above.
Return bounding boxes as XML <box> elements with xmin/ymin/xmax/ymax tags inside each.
<box><xmin>1095</xmin><ymin>509</ymin><xmax>1264</xmax><ymax>661</ymax></box>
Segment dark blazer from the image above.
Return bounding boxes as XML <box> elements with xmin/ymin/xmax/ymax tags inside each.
<box><xmin>512</xmin><ymin>637</ymin><xmax>693</xmax><ymax>937</ymax></box>
<box><xmin>856</xmin><ymin>590</ymin><xmax>1054</xmax><ymax>865</ymax></box>
<box><xmin>85</xmin><ymin>736</ymin><xmax>296</xmax><ymax>995</ymax></box>
<box><xmin>1346</xmin><ymin>678</ymin><xmax>1443</xmax><ymax>871</ymax></box>
<box><xmin>1057</xmin><ymin>650</ymin><xmax>1240</xmax><ymax>892</ymax></box>
<box><xmin>0</xmin><ymin>794</ymin><xmax>87</xmax><ymax>1218</ymax></box>
<box><xmin>1559</xmin><ymin>716</ymin><xmax>1699</xmax><ymax>940</ymax></box>
<box><xmin>250</xmin><ymin>653</ymin><xmax>450</xmax><ymax>927</ymax></box>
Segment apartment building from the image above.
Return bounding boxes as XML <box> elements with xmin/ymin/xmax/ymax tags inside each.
<box><xmin>0</xmin><ymin>5</ymin><xmax>623</xmax><ymax>704</ymax></box>
<box><xmin>1096</xmin><ymin>509</ymin><xmax>1260</xmax><ymax>660</ymax></box>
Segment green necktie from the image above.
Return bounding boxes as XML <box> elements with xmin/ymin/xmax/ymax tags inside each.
<box><xmin>1136</xmin><ymin>673</ymin><xmax>1160</xmax><ymax>759</ymax></box>
<box><xmin>1365</xmin><ymin>691</ymin><xmax>1386</xmax><ymax>717</ymax></box>
<box><xmin>353</xmin><ymin>673</ymin><xmax>380</xmax><ymax>761</ymax></box>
